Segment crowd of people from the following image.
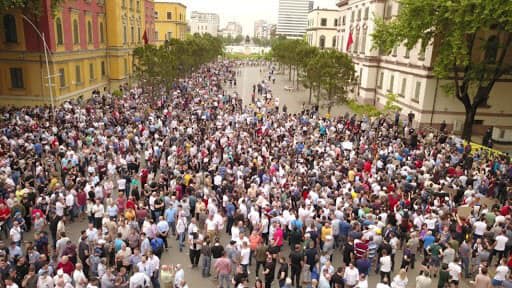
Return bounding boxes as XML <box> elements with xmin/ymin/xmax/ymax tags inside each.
<box><xmin>0</xmin><ymin>59</ymin><xmax>510</xmax><ymax>288</ymax></box>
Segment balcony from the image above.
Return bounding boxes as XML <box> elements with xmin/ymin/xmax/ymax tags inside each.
<box><xmin>337</xmin><ymin>0</ymin><xmax>349</xmax><ymax>7</ymax></box>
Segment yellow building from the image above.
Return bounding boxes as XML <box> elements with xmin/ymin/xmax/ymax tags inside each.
<box><xmin>154</xmin><ymin>1</ymin><xmax>187</xmax><ymax>45</ymax></box>
<box><xmin>0</xmin><ymin>0</ymin><xmax>154</xmax><ymax>106</ymax></box>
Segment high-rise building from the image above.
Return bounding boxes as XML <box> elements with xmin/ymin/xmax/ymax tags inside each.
<box><xmin>337</xmin><ymin>0</ymin><xmax>512</xmax><ymax>138</ymax></box>
<box><xmin>220</xmin><ymin>21</ymin><xmax>243</xmax><ymax>38</ymax></box>
<box><xmin>0</xmin><ymin>0</ymin><xmax>155</xmax><ymax>106</ymax></box>
<box><xmin>154</xmin><ymin>1</ymin><xmax>187</xmax><ymax>44</ymax></box>
<box><xmin>254</xmin><ymin>20</ymin><xmax>272</xmax><ymax>39</ymax></box>
<box><xmin>189</xmin><ymin>11</ymin><xmax>220</xmax><ymax>36</ymax></box>
<box><xmin>309</xmin><ymin>1</ymin><xmax>314</xmax><ymax>12</ymax></box>
<box><xmin>277</xmin><ymin>0</ymin><xmax>309</xmax><ymax>38</ymax></box>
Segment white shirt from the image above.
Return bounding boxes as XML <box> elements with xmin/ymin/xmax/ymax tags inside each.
<box><xmin>240</xmin><ymin>247</ymin><xmax>251</xmax><ymax>265</ymax></box>
<box><xmin>10</xmin><ymin>226</ymin><xmax>21</xmax><ymax>242</ymax></box>
<box><xmin>474</xmin><ymin>221</ymin><xmax>487</xmax><ymax>236</ymax></box>
<box><xmin>495</xmin><ymin>235</ymin><xmax>508</xmax><ymax>251</ymax></box>
<box><xmin>206</xmin><ymin>218</ymin><xmax>217</xmax><ymax>231</ymax></box>
<box><xmin>448</xmin><ymin>262</ymin><xmax>461</xmax><ymax>281</ymax></box>
<box><xmin>343</xmin><ymin>267</ymin><xmax>360</xmax><ymax>286</ymax></box>
<box><xmin>129</xmin><ymin>272</ymin><xmax>151</xmax><ymax>288</ymax></box>
<box><xmin>73</xmin><ymin>270</ymin><xmax>88</xmax><ymax>288</ymax></box>
<box><xmin>174</xmin><ymin>269</ymin><xmax>185</xmax><ymax>287</ymax></box>
<box><xmin>56</xmin><ymin>201</ymin><xmax>65</xmax><ymax>217</ymax></box>
<box><xmin>495</xmin><ymin>265</ymin><xmax>509</xmax><ymax>281</ymax></box>
<box><xmin>379</xmin><ymin>255</ymin><xmax>392</xmax><ymax>272</ymax></box>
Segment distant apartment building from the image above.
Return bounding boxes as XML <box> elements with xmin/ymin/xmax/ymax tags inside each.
<box><xmin>154</xmin><ymin>1</ymin><xmax>187</xmax><ymax>44</ymax></box>
<box><xmin>306</xmin><ymin>9</ymin><xmax>339</xmax><ymax>49</ymax></box>
<box><xmin>220</xmin><ymin>21</ymin><xmax>243</xmax><ymax>38</ymax></box>
<box><xmin>254</xmin><ymin>20</ymin><xmax>272</xmax><ymax>39</ymax></box>
<box><xmin>336</xmin><ymin>0</ymin><xmax>512</xmax><ymax>140</ymax></box>
<box><xmin>190</xmin><ymin>11</ymin><xmax>219</xmax><ymax>36</ymax></box>
<box><xmin>277</xmin><ymin>0</ymin><xmax>309</xmax><ymax>38</ymax></box>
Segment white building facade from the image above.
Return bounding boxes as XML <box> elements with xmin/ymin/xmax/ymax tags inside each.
<box><xmin>336</xmin><ymin>0</ymin><xmax>512</xmax><ymax>140</ymax></box>
<box><xmin>254</xmin><ymin>20</ymin><xmax>270</xmax><ymax>39</ymax></box>
<box><xmin>277</xmin><ymin>0</ymin><xmax>309</xmax><ymax>38</ymax></box>
<box><xmin>221</xmin><ymin>21</ymin><xmax>243</xmax><ymax>38</ymax></box>
<box><xmin>307</xmin><ymin>9</ymin><xmax>340</xmax><ymax>49</ymax></box>
<box><xmin>190</xmin><ymin>11</ymin><xmax>220</xmax><ymax>36</ymax></box>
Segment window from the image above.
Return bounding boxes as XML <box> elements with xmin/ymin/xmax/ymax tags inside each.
<box><xmin>122</xmin><ymin>0</ymin><xmax>126</xmax><ymax>7</ymax></box>
<box><xmin>59</xmin><ymin>68</ymin><xmax>66</xmax><ymax>88</ymax></box>
<box><xmin>138</xmin><ymin>27</ymin><xmax>141</xmax><ymax>43</ymax></box>
<box><xmin>123</xmin><ymin>26</ymin><xmax>127</xmax><ymax>43</ymax></box>
<box><xmin>3</xmin><ymin>14</ymin><xmax>17</xmax><ymax>43</ymax></box>
<box><xmin>154</xmin><ymin>31</ymin><xmax>158</xmax><ymax>40</ymax></box>
<box><xmin>377</xmin><ymin>72</ymin><xmax>384</xmax><ymax>88</ymax></box>
<box><xmin>351</xmin><ymin>11</ymin><xmax>355</xmax><ymax>22</ymax></box>
<box><xmin>131</xmin><ymin>26</ymin><xmax>134</xmax><ymax>43</ymax></box>
<box><xmin>400</xmin><ymin>78</ymin><xmax>406</xmax><ymax>97</ymax></box>
<box><xmin>100</xmin><ymin>22</ymin><xmax>105</xmax><ymax>43</ymax></box>
<box><xmin>388</xmin><ymin>75</ymin><xmax>394</xmax><ymax>92</ymax></box>
<box><xmin>354</xmin><ymin>31</ymin><xmax>359</xmax><ymax>53</ymax></box>
<box><xmin>332</xmin><ymin>36</ymin><xmax>336</xmax><ymax>48</ymax></box>
<box><xmin>87</xmin><ymin>21</ymin><xmax>93</xmax><ymax>43</ymax></box>
<box><xmin>136</xmin><ymin>0</ymin><xmax>140</xmax><ymax>10</ymax></box>
<box><xmin>130</xmin><ymin>0</ymin><xmax>133</xmax><ymax>9</ymax></box>
<box><xmin>75</xmin><ymin>65</ymin><xmax>81</xmax><ymax>84</ymax></box>
<box><xmin>413</xmin><ymin>81</ymin><xmax>421</xmax><ymax>102</ymax></box>
<box><xmin>167</xmin><ymin>12</ymin><xmax>172</xmax><ymax>20</ymax></box>
<box><xmin>124</xmin><ymin>58</ymin><xmax>128</xmax><ymax>74</ymax></box>
<box><xmin>357</xmin><ymin>9</ymin><xmax>361</xmax><ymax>20</ymax></box>
<box><xmin>166</xmin><ymin>32</ymin><xmax>172</xmax><ymax>40</ymax></box>
<box><xmin>154</xmin><ymin>11</ymin><xmax>158</xmax><ymax>19</ymax></box>
<box><xmin>89</xmin><ymin>63</ymin><xmax>94</xmax><ymax>80</ymax></box>
<box><xmin>320</xmin><ymin>18</ymin><xmax>327</xmax><ymax>26</ymax></box>
<box><xmin>364</xmin><ymin>7</ymin><xmax>369</xmax><ymax>19</ymax></box>
<box><xmin>101</xmin><ymin>61</ymin><xmax>106</xmax><ymax>77</ymax></box>
<box><xmin>319</xmin><ymin>35</ymin><xmax>325</xmax><ymax>49</ymax></box>
<box><xmin>55</xmin><ymin>18</ymin><xmax>63</xmax><ymax>45</ymax></box>
<box><xmin>405</xmin><ymin>48</ymin><xmax>410</xmax><ymax>58</ymax></box>
<box><xmin>360</xmin><ymin>29</ymin><xmax>367</xmax><ymax>54</ymax></box>
<box><xmin>392</xmin><ymin>46</ymin><xmax>397</xmax><ymax>57</ymax></box>
<box><xmin>9</xmin><ymin>68</ymin><xmax>23</xmax><ymax>88</ymax></box>
<box><xmin>342</xmin><ymin>16</ymin><xmax>346</xmax><ymax>25</ymax></box>
<box><xmin>334</xmin><ymin>18</ymin><xmax>338</xmax><ymax>27</ymax></box>
<box><xmin>73</xmin><ymin>19</ymin><xmax>79</xmax><ymax>44</ymax></box>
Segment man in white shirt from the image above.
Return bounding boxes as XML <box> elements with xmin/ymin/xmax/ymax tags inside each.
<box><xmin>490</xmin><ymin>230</ymin><xmax>508</xmax><ymax>266</ymax></box>
<box><xmin>379</xmin><ymin>250</ymin><xmax>392</xmax><ymax>282</ymax></box>
<box><xmin>473</xmin><ymin>217</ymin><xmax>487</xmax><ymax>239</ymax></box>
<box><xmin>448</xmin><ymin>261</ymin><xmax>461</xmax><ymax>284</ymax></box>
<box><xmin>494</xmin><ymin>259</ymin><xmax>510</xmax><ymax>285</ymax></box>
<box><xmin>73</xmin><ymin>263</ymin><xmax>88</xmax><ymax>288</ymax></box>
<box><xmin>343</xmin><ymin>262</ymin><xmax>360</xmax><ymax>287</ymax></box>
<box><xmin>129</xmin><ymin>266</ymin><xmax>151</xmax><ymax>288</ymax></box>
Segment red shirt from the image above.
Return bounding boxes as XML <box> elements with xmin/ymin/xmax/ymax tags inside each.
<box><xmin>57</xmin><ymin>261</ymin><xmax>75</xmax><ymax>275</ymax></box>
<box><xmin>0</xmin><ymin>207</ymin><xmax>11</xmax><ymax>221</ymax></box>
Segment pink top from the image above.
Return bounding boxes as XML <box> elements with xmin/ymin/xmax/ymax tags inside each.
<box><xmin>274</xmin><ymin>227</ymin><xmax>284</xmax><ymax>247</ymax></box>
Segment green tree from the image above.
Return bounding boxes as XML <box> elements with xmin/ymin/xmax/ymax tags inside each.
<box><xmin>0</xmin><ymin>0</ymin><xmax>64</xmax><ymax>15</ymax></box>
<box><xmin>372</xmin><ymin>0</ymin><xmax>512</xmax><ymax>141</ymax></box>
<box><xmin>317</xmin><ymin>49</ymin><xmax>355</xmax><ymax>113</ymax></box>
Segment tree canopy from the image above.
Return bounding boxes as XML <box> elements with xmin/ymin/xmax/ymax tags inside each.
<box><xmin>372</xmin><ymin>0</ymin><xmax>512</xmax><ymax>141</ymax></box>
<box><xmin>134</xmin><ymin>34</ymin><xmax>223</xmax><ymax>94</ymax></box>
<box><xmin>271</xmin><ymin>38</ymin><xmax>355</xmax><ymax>111</ymax></box>
<box><xmin>0</xmin><ymin>0</ymin><xmax>64</xmax><ymax>15</ymax></box>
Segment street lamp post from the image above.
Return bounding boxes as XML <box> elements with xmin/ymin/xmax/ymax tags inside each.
<box><xmin>21</xmin><ymin>15</ymin><xmax>55</xmax><ymax>117</ymax></box>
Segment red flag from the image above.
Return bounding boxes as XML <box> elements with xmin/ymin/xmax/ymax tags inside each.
<box><xmin>142</xmin><ymin>29</ymin><xmax>148</xmax><ymax>45</ymax></box>
<box><xmin>346</xmin><ymin>32</ymin><xmax>354</xmax><ymax>52</ymax></box>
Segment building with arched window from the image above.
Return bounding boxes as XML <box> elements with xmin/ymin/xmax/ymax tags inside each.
<box><xmin>0</xmin><ymin>0</ymin><xmax>157</xmax><ymax>106</ymax></box>
<box><xmin>336</xmin><ymin>0</ymin><xmax>512</xmax><ymax>140</ymax></box>
<box><xmin>306</xmin><ymin>9</ymin><xmax>339</xmax><ymax>49</ymax></box>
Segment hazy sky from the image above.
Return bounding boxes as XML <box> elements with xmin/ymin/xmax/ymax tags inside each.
<box><xmin>180</xmin><ymin>0</ymin><xmax>337</xmax><ymax>35</ymax></box>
